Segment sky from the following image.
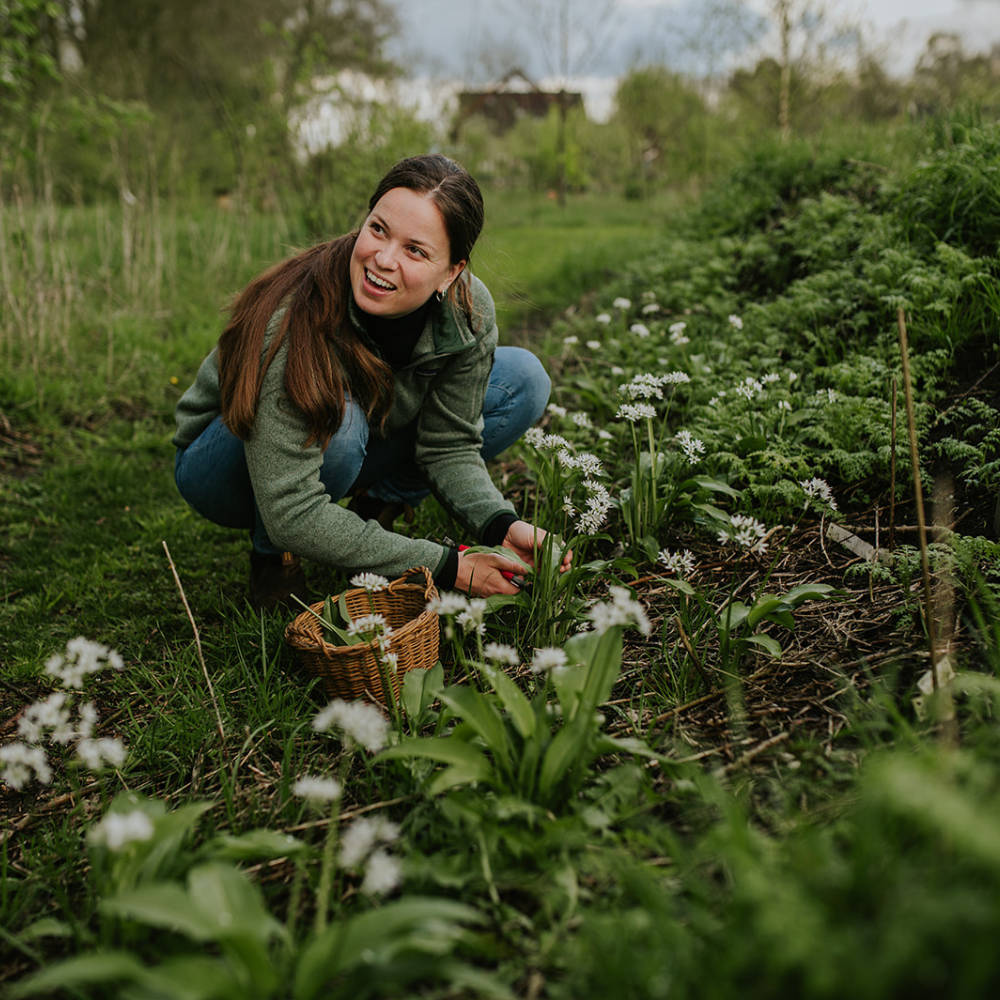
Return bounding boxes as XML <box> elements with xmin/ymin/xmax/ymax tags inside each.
<box><xmin>384</xmin><ymin>0</ymin><xmax>1000</xmax><ymax>120</ymax></box>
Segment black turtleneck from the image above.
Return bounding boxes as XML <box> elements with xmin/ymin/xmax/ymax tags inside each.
<box><xmin>359</xmin><ymin>298</ymin><xmax>432</xmax><ymax>370</ymax></box>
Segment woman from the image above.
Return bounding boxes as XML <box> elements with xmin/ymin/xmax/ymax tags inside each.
<box><xmin>173</xmin><ymin>153</ymin><xmax>569</xmax><ymax>610</ymax></box>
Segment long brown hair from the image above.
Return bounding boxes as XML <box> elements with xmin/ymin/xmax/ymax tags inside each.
<box><xmin>217</xmin><ymin>154</ymin><xmax>485</xmax><ymax>449</ymax></box>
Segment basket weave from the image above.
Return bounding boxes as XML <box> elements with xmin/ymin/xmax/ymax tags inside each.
<box><xmin>284</xmin><ymin>565</ymin><xmax>439</xmax><ymax>706</ymax></box>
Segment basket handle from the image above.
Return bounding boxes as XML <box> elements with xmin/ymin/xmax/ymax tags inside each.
<box><xmin>390</xmin><ymin>565</ymin><xmax>436</xmax><ymax>600</ymax></box>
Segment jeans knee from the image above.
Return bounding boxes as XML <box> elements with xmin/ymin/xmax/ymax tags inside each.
<box><xmin>497</xmin><ymin>346</ymin><xmax>551</xmax><ymax>423</ymax></box>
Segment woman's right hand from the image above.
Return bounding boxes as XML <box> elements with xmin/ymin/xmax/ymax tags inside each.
<box><xmin>454</xmin><ymin>548</ymin><xmax>528</xmax><ymax>597</ymax></box>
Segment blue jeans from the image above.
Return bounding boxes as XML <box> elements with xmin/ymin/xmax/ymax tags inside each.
<box><xmin>174</xmin><ymin>346</ymin><xmax>550</xmax><ymax>555</ymax></box>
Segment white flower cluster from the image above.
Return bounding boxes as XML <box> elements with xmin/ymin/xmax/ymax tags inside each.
<box><xmin>630</xmin><ymin>323</ymin><xmax>651</xmax><ymax>338</ymax></box>
<box><xmin>613</xmin><ymin>297</ymin><xmax>632</xmax><ymax>310</ymax></box>
<box><xmin>531</xmin><ymin>647</ymin><xmax>568</xmax><ymax>674</ymax></box>
<box><xmin>675</xmin><ymin>429</ymin><xmax>706</xmax><ymax>465</ymax></box>
<box><xmin>484</xmin><ymin>642</ymin><xmax>520</xmax><ymax>667</ymax></box>
<box><xmin>587</xmin><ymin>586</ymin><xmax>651</xmax><ymax>636</ymax></box>
<box><xmin>523</xmin><ymin>428</ymin><xmax>573</xmax><ymax>453</ymax></box>
<box><xmin>719</xmin><ymin>514</ymin><xmax>769</xmax><ymax>555</ymax></box>
<box><xmin>426</xmin><ymin>593</ymin><xmax>488</xmax><ymax>637</ymax></box>
<box><xmin>293</xmin><ymin>774</ymin><xmax>344</xmax><ymax>803</ymax></box>
<box><xmin>1</xmin><ymin>637</ymin><xmax>128</xmax><ymax>792</ymax></box>
<box><xmin>340</xmin><ymin>815</ymin><xmax>402</xmax><ymax>896</ymax></box>
<box><xmin>668</xmin><ymin>321</ymin><xmax>689</xmax><ymax>345</ymax></box>
<box><xmin>350</xmin><ymin>573</ymin><xmax>389</xmax><ymax>593</ymax></box>
<box><xmin>800</xmin><ymin>477</ymin><xmax>838</xmax><ymax>511</ymax></box>
<box><xmin>88</xmin><ymin>809</ymin><xmax>155</xmax><ymax>851</ymax></box>
<box><xmin>616</xmin><ymin>401</ymin><xmax>657</xmax><ymax>423</ymax></box>
<box><xmin>312</xmin><ymin>698</ymin><xmax>390</xmax><ymax>753</ymax></box>
<box><xmin>567</xmin><ymin>479</ymin><xmax>613</xmax><ymax>535</ymax></box>
<box><xmin>658</xmin><ymin>548</ymin><xmax>696</xmax><ymax>577</ymax></box>
<box><xmin>729</xmin><ymin>314</ymin><xmax>744</xmax><ymax>330</ymax></box>
<box><xmin>45</xmin><ymin>637</ymin><xmax>124</xmax><ymax>690</ymax></box>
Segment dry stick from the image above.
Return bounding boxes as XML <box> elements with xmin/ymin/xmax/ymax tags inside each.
<box><xmin>897</xmin><ymin>310</ymin><xmax>957</xmax><ymax>743</ymax></box>
<box><xmin>162</xmin><ymin>540</ymin><xmax>225</xmax><ymax>740</ymax></box>
<box><xmin>896</xmin><ymin>310</ymin><xmax>938</xmax><ymax>681</ymax></box>
<box><xmin>890</xmin><ymin>377</ymin><xmax>898</xmax><ymax>550</ymax></box>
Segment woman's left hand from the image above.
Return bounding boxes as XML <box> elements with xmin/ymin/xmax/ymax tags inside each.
<box><xmin>502</xmin><ymin>520</ymin><xmax>573</xmax><ymax>575</ymax></box>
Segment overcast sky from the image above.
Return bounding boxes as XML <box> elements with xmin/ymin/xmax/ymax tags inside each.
<box><xmin>387</xmin><ymin>0</ymin><xmax>1000</xmax><ymax>84</ymax></box>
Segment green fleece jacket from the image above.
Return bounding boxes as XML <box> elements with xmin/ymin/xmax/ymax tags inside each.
<box><xmin>172</xmin><ymin>274</ymin><xmax>515</xmax><ymax>579</ymax></box>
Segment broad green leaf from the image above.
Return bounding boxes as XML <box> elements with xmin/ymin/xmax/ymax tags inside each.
<box><xmin>402</xmin><ymin>660</ymin><xmax>443</xmax><ymax>724</ymax></box>
<box><xmin>136</xmin><ymin>955</ymin><xmax>242</xmax><ymax>1000</ymax></box>
<box><xmin>15</xmin><ymin>918</ymin><xmax>75</xmax><ymax>941</ymax></box>
<box><xmin>7</xmin><ymin>952</ymin><xmax>146</xmax><ymax>998</ymax></box>
<box><xmin>691</xmin><ymin>476</ymin><xmax>742</xmax><ymax>499</ymax></box>
<box><xmin>474</xmin><ymin>662</ymin><xmax>535</xmax><ymax>739</ymax></box>
<box><xmin>187</xmin><ymin>862</ymin><xmax>283</xmax><ymax>942</ymax></box>
<box><xmin>591</xmin><ymin>734</ymin><xmax>662</xmax><ymax>760</ymax></box>
<box><xmin>437</xmin><ymin>686</ymin><xmax>511</xmax><ymax>769</ymax></box>
<box><xmin>204</xmin><ymin>829</ymin><xmax>305</xmax><ymax>862</ymax></box>
<box><xmin>294</xmin><ymin>898</ymin><xmax>484</xmax><ymax>1000</ymax></box>
<box><xmin>782</xmin><ymin>582</ymin><xmax>840</xmax><ymax>604</ymax></box>
<box><xmin>538</xmin><ymin>713</ymin><xmax>592</xmax><ymax>805</ymax></box>
<box><xmin>744</xmin><ymin>634</ymin><xmax>783</xmax><ymax>658</ymax></box>
<box><xmin>100</xmin><ymin>884</ymin><xmax>217</xmax><ymax>940</ymax></box>
<box><xmin>427</xmin><ymin>761</ymin><xmax>491</xmax><ymax>795</ymax></box>
<box><xmin>747</xmin><ymin>595</ymin><xmax>788</xmax><ymax>628</ymax></box>
<box><xmin>377</xmin><ymin>735</ymin><xmax>491</xmax><ymax>777</ymax></box>
<box><xmin>721</xmin><ymin>601</ymin><xmax>750</xmax><ymax>632</ymax></box>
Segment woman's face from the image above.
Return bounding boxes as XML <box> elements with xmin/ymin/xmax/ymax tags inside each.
<box><xmin>350</xmin><ymin>187</ymin><xmax>465</xmax><ymax>319</ymax></box>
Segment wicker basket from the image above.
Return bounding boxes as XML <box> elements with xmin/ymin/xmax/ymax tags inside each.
<box><xmin>284</xmin><ymin>565</ymin><xmax>440</xmax><ymax>705</ymax></box>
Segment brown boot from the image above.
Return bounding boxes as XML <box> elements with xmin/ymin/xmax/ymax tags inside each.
<box><xmin>347</xmin><ymin>493</ymin><xmax>415</xmax><ymax>531</ymax></box>
<box><xmin>248</xmin><ymin>550</ymin><xmax>310</xmax><ymax>612</ymax></box>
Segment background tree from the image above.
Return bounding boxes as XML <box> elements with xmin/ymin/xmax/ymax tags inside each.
<box><xmin>614</xmin><ymin>66</ymin><xmax>706</xmax><ymax>198</ymax></box>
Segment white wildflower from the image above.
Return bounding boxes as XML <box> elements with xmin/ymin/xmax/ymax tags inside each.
<box><xmin>660</xmin><ymin>371</ymin><xmax>691</xmax><ymax>385</ymax></box>
<box><xmin>571</xmin><ymin>411</ymin><xmax>593</xmax><ymax>429</ymax></box>
<box><xmin>613</xmin><ymin>297</ymin><xmax>632</xmax><ymax>310</ymax></box>
<box><xmin>531</xmin><ymin>647</ymin><xmax>569</xmax><ymax>674</ymax></box>
<box><xmin>587</xmin><ymin>586</ymin><xmax>651</xmax><ymax>636</ymax></box>
<box><xmin>484</xmin><ymin>643</ymin><xmax>520</xmax><ymax>667</ymax></box>
<box><xmin>642</xmin><ymin>302</ymin><xmax>660</xmax><ymax>315</ymax></box>
<box><xmin>777</xmin><ymin>400</ymin><xmax>792</xmax><ymax>412</ymax></box>
<box><xmin>675</xmin><ymin>429</ymin><xmax>706</xmax><ymax>465</ymax></box>
<box><xmin>617</xmin><ymin>402</ymin><xmax>657</xmax><ymax>423</ymax></box>
<box><xmin>548</xmin><ymin>403</ymin><xmax>568</xmax><ymax>418</ymax></box>
<box><xmin>611</xmin><ymin>365</ymin><xmax>624</xmax><ymax>376</ymax></box>
<box><xmin>658</xmin><ymin>548</ymin><xmax>696</xmax><ymax>577</ymax></box>
<box><xmin>562</xmin><ymin>336</ymin><xmax>579</xmax><ymax>346</ymax></box>
<box><xmin>77</xmin><ymin>702</ymin><xmax>98</xmax><ymax>741</ymax></box>
<box><xmin>720</xmin><ymin>514</ymin><xmax>768</xmax><ymax>555</ymax></box>
<box><xmin>761</xmin><ymin>373</ymin><xmax>781</xmax><ymax>384</ymax></box>
<box><xmin>574</xmin><ymin>453</ymin><xmax>604</xmax><ymax>476</ymax></box>
<box><xmin>312</xmin><ymin>699</ymin><xmax>390</xmax><ymax>753</ymax></box>
<box><xmin>362</xmin><ymin>848</ymin><xmax>403</xmax><ymax>896</ymax></box>
<box><xmin>630</xmin><ymin>323</ymin><xmax>651</xmax><ymax>338</ymax></box>
<box><xmin>598</xmin><ymin>429</ymin><xmax>614</xmax><ymax>440</ymax></box>
<box><xmin>347</xmin><ymin>613</ymin><xmax>391</xmax><ymax>642</ymax></box>
<box><xmin>596</xmin><ymin>313</ymin><xmax>612</xmax><ymax>325</ymax></box>
<box><xmin>350</xmin><ymin>573</ymin><xmax>389</xmax><ymax>592</ymax></box>
<box><xmin>455</xmin><ymin>599</ymin><xmax>488</xmax><ymax>636</ymax></box>
<box><xmin>18</xmin><ymin>692</ymin><xmax>71</xmax><ymax>744</ymax></box>
<box><xmin>76</xmin><ymin>737</ymin><xmax>127</xmax><ymax>772</ymax></box>
<box><xmin>577</xmin><ymin>480</ymin><xmax>613</xmax><ymax>535</ymax></box>
<box><xmin>293</xmin><ymin>775</ymin><xmax>343</xmax><ymax>802</ymax></box>
<box><xmin>340</xmin><ymin>816</ymin><xmax>400</xmax><ymax>867</ymax></box>
<box><xmin>800</xmin><ymin>477</ymin><xmax>838</xmax><ymax>511</ymax></box>
<box><xmin>524</xmin><ymin>426</ymin><xmax>545</xmax><ymax>448</ymax></box>
<box><xmin>586</xmin><ymin>340</ymin><xmax>602</xmax><ymax>350</ymax></box>
<box><xmin>426</xmin><ymin>592</ymin><xmax>472</xmax><ymax>617</ymax></box>
<box><xmin>0</xmin><ymin>743</ymin><xmax>52</xmax><ymax>790</ymax></box>
<box><xmin>45</xmin><ymin>637</ymin><xmax>124</xmax><ymax>690</ymax></box>
<box><xmin>89</xmin><ymin>810</ymin><xmax>154</xmax><ymax>851</ymax></box>
<box><xmin>729</xmin><ymin>314</ymin><xmax>744</xmax><ymax>330</ymax></box>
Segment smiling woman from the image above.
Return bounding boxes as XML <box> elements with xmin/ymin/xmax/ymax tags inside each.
<box><xmin>171</xmin><ymin>154</ymin><xmax>570</xmax><ymax>611</ymax></box>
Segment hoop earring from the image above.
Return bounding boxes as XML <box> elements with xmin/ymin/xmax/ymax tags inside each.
<box><xmin>435</xmin><ymin>288</ymin><xmax>446</xmax><ymax>303</ymax></box>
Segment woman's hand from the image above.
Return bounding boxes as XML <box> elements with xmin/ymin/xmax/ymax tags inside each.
<box><xmin>454</xmin><ymin>548</ymin><xmax>530</xmax><ymax>597</ymax></box>
<box><xmin>453</xmin><ymin>521</ymin><xmax>572</xmax><ymax>598</ymax></box>
<box><xmin>502</xmin><ymin>520</ymin><xmax>573</xmax><ymax>575</ymax></box>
